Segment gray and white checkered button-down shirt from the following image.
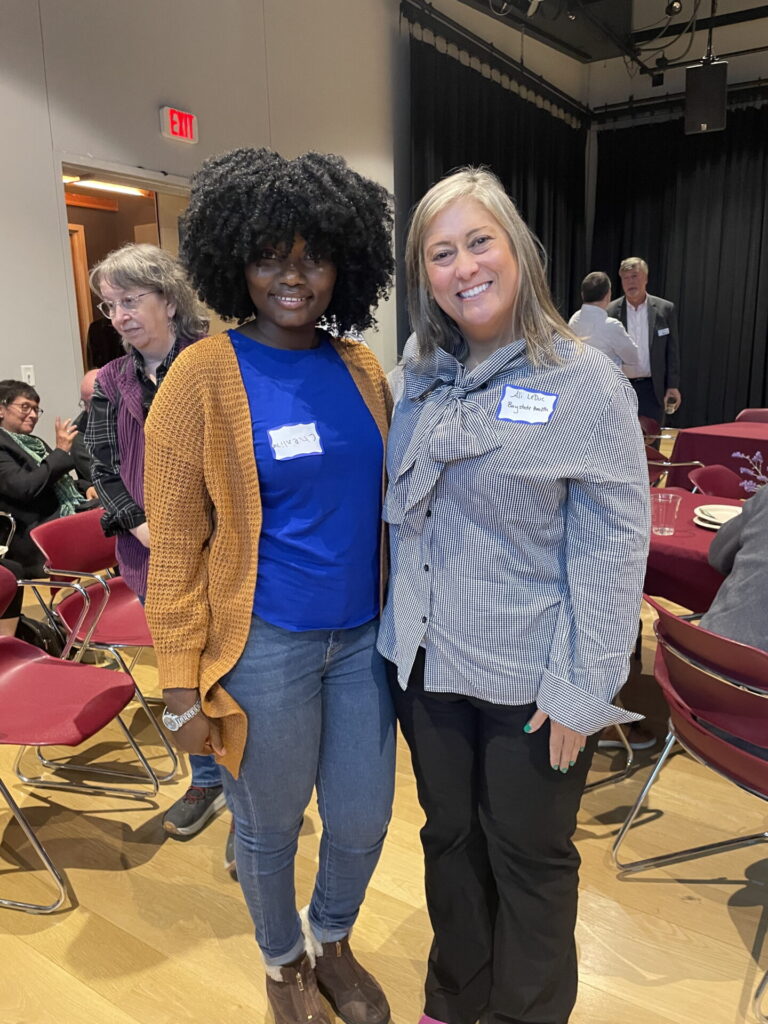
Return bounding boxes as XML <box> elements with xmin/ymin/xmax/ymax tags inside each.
<box><xmin>377</xmin><ymin>335</ymin><xmax>651</xmax><ymax>736</ymax></box>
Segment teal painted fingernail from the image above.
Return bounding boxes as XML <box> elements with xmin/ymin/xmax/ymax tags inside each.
<box><xmin>569</xmin><ymin>760</ymin><xmax>575</xmax><ymax>767</ymax></box>
<box><xmin>560</xmin><ymin>767</ymin><xmax>568</xmax><ymax>774</ymax></box>
<box><xmin>579</xmin><ymin>746</ymin><xmax>585</xmax><ymax>752</ymax></box>
<box><xmin>551</xmin><ymin>763</ymin><xmax>559</xmax><ymax>770</ymax></box>
<box><xmin>523</xmin><ymin>723</ymin><xmax>532</xmax><ymax>733</ymax></box>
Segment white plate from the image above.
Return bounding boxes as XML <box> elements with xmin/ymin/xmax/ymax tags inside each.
<box><xmin>694</xmin><ymin>504</ymin><xmax>742</xmax><ymax>525</ymax></box>
<box><xmin>693</xmin><ymin>515</ymin><xmax>720</xmax><ymax>531</ymax></box>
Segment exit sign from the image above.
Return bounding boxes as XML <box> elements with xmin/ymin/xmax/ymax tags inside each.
<box><xmin>160</xmin><ymin>106</ymin><xmax>198</xmax><ymax>144</ymax></box>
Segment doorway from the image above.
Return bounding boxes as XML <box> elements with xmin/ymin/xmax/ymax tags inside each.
<box><xmin>62</xmin><ymin>165</ymin><xmax>227</xmax><ymax>370</ymax></box>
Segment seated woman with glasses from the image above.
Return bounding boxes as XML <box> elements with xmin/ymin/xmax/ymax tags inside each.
<box><xmin>0</xmin><ymin>379</ymin><xmax>97</xmax><ymax>576</ymax></box>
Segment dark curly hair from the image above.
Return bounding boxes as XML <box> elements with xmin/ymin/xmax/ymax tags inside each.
<box><xmin>180</xmin><ymin>147</ymin><xmax>394</xmax><ymax>333</ymax></box>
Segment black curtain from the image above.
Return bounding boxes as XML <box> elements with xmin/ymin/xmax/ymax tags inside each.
<box><xmin>593</xmin><ymin>107</ymin><xmax>768</xmax><ymax>426</ymax></box>
<box><xmin>409</xmin><ymin>37</ymin><xmax>587</xmax><ymax>327</ymax></box>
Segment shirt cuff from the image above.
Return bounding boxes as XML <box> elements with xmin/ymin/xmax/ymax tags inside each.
<box><xmin>537</xmin><ymin>668</ymin><xmax>643</xmax><ymax>735</ymax></box>
<box><xmin>101</xmin><ymin>507</ymin><xmax>146</xmax><ymax>537</ymax></box>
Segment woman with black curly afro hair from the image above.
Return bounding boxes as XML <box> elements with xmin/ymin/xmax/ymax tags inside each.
<box><xmin>142</xmin><ymin>147</ymin><xmax>395</xmax><ymax>1024</ymax></box>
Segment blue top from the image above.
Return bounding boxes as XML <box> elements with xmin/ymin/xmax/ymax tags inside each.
<box><xmin>229</xmin><ymin>329</ymin><xmax>383</xmax><ymax>631</ymax></box>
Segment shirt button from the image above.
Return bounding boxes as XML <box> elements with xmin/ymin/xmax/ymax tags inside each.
<box><xmin>421</xmin><ymin>616</ymin><xmax>427</xmax><ymax>623</ymax></box>
<box><xmin>425</xmin><ymin>510</ymin><xmax>432</xmax><ymax>517</ymax></box>
<box><xmin>480</xmin><ymin>382</ymin><xmax>488</xmax><ymax>390</ymax></box>
<box><xmin>423</xmin><ymin>564</ymin><xmax>429</xmax><ymax>571</ymax></box>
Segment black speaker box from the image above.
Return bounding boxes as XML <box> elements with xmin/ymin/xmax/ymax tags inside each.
<box><xmin>685</xmin><ymin>61</ymin><xmax>727</xmax><ymax>135</ymax></box>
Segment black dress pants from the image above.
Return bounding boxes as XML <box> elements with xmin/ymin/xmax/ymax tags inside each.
<box><xmin>388</xmin><ymin>650</ymin><xmax>597</xmax><ymax>1024</ymax></box>
<box><xmin>630</xmin><ymin>377</ymin><xmax>663</xmax><ymax>425</ymax></box>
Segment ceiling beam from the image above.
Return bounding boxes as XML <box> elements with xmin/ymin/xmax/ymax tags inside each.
<box><xmin>631</xmin><ymin>4</ymin><xmax>768</xmax><ymax>45</ymax></box>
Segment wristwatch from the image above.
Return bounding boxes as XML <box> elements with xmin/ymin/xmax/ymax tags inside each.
<box><xmin>162</xmin><ymin>698</ymin><xmax>202</xmax><ymax>732</ymax></box>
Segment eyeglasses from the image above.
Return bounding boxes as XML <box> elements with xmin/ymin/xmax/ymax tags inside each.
<box><xmin>5</xmin><ymin>402</ymin><xmax>42</xmax><ymax>417</ymax></box>
<box><xmin>97</xmin><ymin>291</ymin><xmax>155</xmax><ymax>318</ymax></box>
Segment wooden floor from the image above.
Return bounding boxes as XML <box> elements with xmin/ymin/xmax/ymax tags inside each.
<box><xmin>2</xmin><ymin>602</ymin><xmax>767</xmax><ymax>1024</ymax></box>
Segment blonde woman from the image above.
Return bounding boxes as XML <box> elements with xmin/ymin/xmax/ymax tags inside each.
<box><xmin>380</xmin><ymin>168</ymin><xmax>650</xmax><ymax>1024</ymax></box>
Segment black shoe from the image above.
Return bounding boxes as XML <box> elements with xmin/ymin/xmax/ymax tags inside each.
<box><xmin>163</xmin><ymin>785</ymin><xmax>226</xmax><ymax>837</ymax></box>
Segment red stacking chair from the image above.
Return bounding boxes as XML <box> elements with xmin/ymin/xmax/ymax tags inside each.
<box><xmin>612</xmin><ymin>596</ymin><xmax>768</xmax><ymax>1022</ymax></box>
<box><xmin>735</xmin><ymin>408</ymin><xmax>768</xmax><ymax>423</ymax></box>
<box><xmin>0</xmin><ymin>566</ymin><xmax>157</xmax><ymax>913</ymax></box>
<box><xmin>29</xmin><ymin>508</ymin><xmax>178</xmax><ymax>783</ymax></box>
<box><xmin>688</xmin><ymin>464</ymin><xmax>745</xmax><ymax>499</ymax></box>
<box><xmin>645</xmin><ymin>444</ymin><xmax>703</xmax><ymax>487</ymax></box>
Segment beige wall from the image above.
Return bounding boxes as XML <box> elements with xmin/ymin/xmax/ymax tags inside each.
<box><xmin>1</xmin><ymin>0</ymin><xmax>400</xmax><ymax>443</ymax></box>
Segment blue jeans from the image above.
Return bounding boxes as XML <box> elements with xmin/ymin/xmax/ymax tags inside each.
<box><xmin>219</xmin><ymin>614</ymin><xmax>395</xmax><ymax>966</ymax></box>
<box><xmin>190</xmin><ymin>753</ymin><xmax>223</xmax><ymax>787</ymax></box>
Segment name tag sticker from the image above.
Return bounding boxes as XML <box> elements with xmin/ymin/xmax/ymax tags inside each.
<box><xmin>268</xmin><ymin>422</ymin><xmax>323</xmax><ymax>461</ymax></box>
<box><xmin>657</xmin><ymin>327</ymin><xmax>670</xmax><ymax>336</ymax></box>
<box><xmin>496</xmin><ymin>386</ymin><xmax>558</xmax><ymax>424</ymax></box>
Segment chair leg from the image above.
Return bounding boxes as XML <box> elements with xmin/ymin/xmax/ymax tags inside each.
<box><xmin>16</xmin><ymin>710</ymin><xmax>160</xmax><ymax>799</ymax></box>
<box><xmin>755</xmin><ymin>969</ymin><xmax>768</xmax><ymax>1024</ymax></box>
<box><xmin>584</xmin><ymin>723</ymin><xmax>634</xmax><ymax>792</ymax></box>
<box><xmin>612</xmin><ymin>732</ymin><xmax>676</xmax><ymax>870</ymax></box>
<box><xmin>0</xmin><ymin>776</ymin><xmax>67</xmax><ymax>913</ymax></box>
<box><xmin>613</xmin><ymin>733</ymin><xmax>768</xmax><ymax>872</ymax></box>
<box><xmin>108</xmin><ymin>647</ymin><xmax>179</xmax><ymax>782</ymax></box>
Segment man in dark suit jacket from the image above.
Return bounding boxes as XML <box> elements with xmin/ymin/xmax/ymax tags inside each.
<box><xmin>607</xmin><ymin>257</ymin><xmax>682</xmax><ymax>423</ymax></box>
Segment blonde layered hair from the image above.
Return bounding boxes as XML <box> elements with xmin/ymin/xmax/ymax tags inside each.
<box><xmin>406</xmin><ymin>167</ymin><xmax>577</xmax><ymax>365</ymax></box>
<box><xmin>90</xmin><ymin>243</ymin><xmax>208</xmax><ymax>344</ymax></box>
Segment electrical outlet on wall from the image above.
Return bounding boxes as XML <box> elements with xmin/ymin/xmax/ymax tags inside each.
<box><xmin>20</xmin><ymin>365</ymin><xmax>35</xmax><ymax>385</ymax></box>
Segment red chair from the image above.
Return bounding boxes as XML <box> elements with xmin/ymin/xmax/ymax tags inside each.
<box><xmin>688</xmin><ymin>464</ymin><xmax>745</xmax><ymax>499</ymax></box>
<box><xmin>645</xmin><ymin>444</ymin><xmax>703</xmax><ymax>487</ymax></box>
<box><xmin>612</xmin><ymin>596</ymin><xmax>768</xmax><ymax>1021</ymax></box>
<box><xmin>735</xmin><ymin>408</ymin><xmax>768</xmax><ymax>423</ymax></box>
<box><xmin>29</xmin><ymin>509</ymin><xmax>178</xmax><ymax>783</ymax></box>
<box><xmin>0</xmin><ymin>566</ymin><xmax>157</xmax><ymax>913</ymax></box>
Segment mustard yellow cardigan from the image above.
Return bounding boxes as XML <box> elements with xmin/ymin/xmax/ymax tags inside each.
<box><xmin>144</xmin><ymin>332</ymin><xmax>392</xmax><ymax>778</ymax></box>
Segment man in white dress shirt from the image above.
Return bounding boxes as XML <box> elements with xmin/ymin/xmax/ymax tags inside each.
<box><xmin>568</xmin><ymin>272</ymin><xmax>638</xmax><ymax>369</ymax></box>
<box><xmin>607</xmin><ymin>257</ymin><xmax>682</xmax><ymax>424</ymax></box>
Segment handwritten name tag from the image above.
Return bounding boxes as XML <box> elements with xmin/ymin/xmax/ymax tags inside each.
<box><xmin>657</xmin><ymin>327</ymin><xmax>670</xmax><ymax>336</ymax></box>
<box><xmin>496</xmin><ymin>386</ymin><xmax>558</xmax><ymax>424</ymax></box>
<box><xmin>268</xmin><ymin>422</ymin><xmax>323</xmax><ymax>461</ymax></box>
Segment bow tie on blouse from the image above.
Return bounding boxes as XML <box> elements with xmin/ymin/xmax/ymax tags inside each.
<box><xmin>385</xmin><ymin>340</ymin><xmax>527</xmax><ymax>532</ymax></box>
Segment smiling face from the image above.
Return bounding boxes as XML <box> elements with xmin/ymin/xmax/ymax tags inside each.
<box><xmin>423</xmin><ymin>197</ymin><xmax>519</xmax><ymax>346</ymax></box>
<box><xmin>244</xmin><ymin>236</ymin><xmax>337</xmax><ymax>345</ymax></box>
<box><xmin>0</xmin><ymin>392</ymin><xmax>40</xmax><ymax>434</ymax></box>
<box><xmin>98</xmin><ymin>280</ymin><xmax>176</xmax><ymax>356</ymax></box>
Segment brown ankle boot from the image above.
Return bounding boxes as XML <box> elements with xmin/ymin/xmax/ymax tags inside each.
<box><xmin>265</xmin><ymin>953</ymin><xmax>331</xmax><ymax>1024</ymax></box>
<box><xmin>313</xmin><ymin>937</ymin><xmax>390</xmax><ymax>1024</ymax></box>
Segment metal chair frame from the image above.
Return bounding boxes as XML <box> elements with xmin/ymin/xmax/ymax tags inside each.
<box><xmin>611</xmin><ymin>614</ymin><xmax>768</xmax><ymax>1022</ymax></box>
<box><xmin>17</xmin><ymin>572</ymin><xmax>177</xmax><ymax>786</ymax></box>
<box><xmin>645</xmin><ymin>446</ymin><xmax>704</xmax><ymax>487</ymax></box>
<box><xmin>584</xmin><ymin>723</ymin><xmax>634</xmax><ymax>792</ymax></box>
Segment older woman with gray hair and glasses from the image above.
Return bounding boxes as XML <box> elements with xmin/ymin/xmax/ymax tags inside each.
<box><xmin>85</xmin><ymin>244</ymin><xmax>223</xmax><ymax>839</ymax></box>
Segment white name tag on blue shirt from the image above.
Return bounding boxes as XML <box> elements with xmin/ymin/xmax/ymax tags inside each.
<box><xmin>496</xmin><ymin>386</ymin><xmax>558</xmax><ymax>424</ymax></box>
<box><xmin>268</xmin><ymin>422</ymin><xmax>323</xmax><ymax>460</ymax></box>
<box><xmin>657</xmin><ymin>327</ymin><xmax>670</xmax><ymax>336</ymax></box>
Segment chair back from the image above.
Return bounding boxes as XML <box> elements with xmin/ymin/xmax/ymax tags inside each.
<box><xmin>31</xmin><ymin>508</ymin><xmax>115</xmax><ymax>576</ymax></box>
<box><xmin>639</xmin><ymin>415</ymin><xmax>661</xmax><ymax>438</ymax></box>
<box><xmin>645</xmin><ymin>444</ymin><xmax>666</xmax><ymax>485</ymax></box>
<box><xmin>0</xmin><ymin>565</ymin><xmax>19</xmax><ymax>618</ymax></box>
<box><xmin>735</xmin><ymin>408</ymin><xmax>768</xmax><ymax>423</ymax></box>
<box><xmin>645</xmin><ymin>594</ymin><xmax>768</xmax><ymax>693</ymax></box>
<box><xmin>688</xmin><ymin>464</ymin><xmax>745</xmax><ymax>499</ymax></box>
<box><xmin>645</xmin><ymin>595</ymin><xmax>768</xmax><ymax>797</ymax></box>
